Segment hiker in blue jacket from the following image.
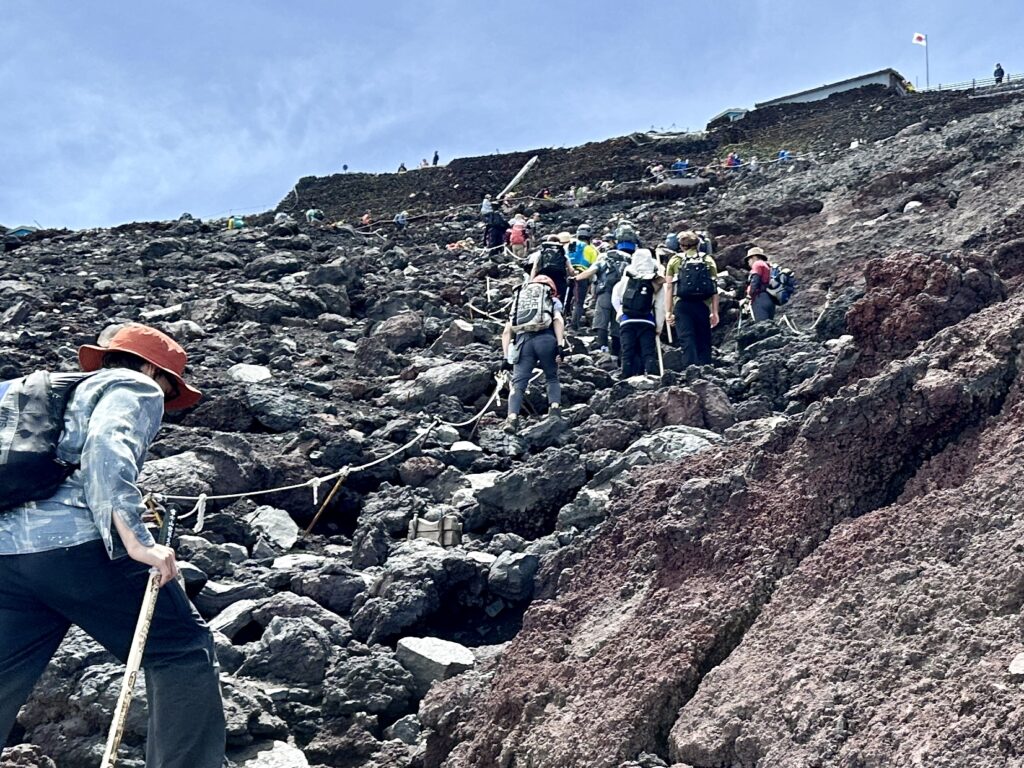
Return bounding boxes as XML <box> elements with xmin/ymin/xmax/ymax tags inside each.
<box><xmin>0</xmin><ymin>324</ymin><xmax>225</xmax><ymax>768</ymax></box>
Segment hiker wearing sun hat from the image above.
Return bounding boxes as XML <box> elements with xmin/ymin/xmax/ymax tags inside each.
<box><xmin>0</xmin><ymin>323</ymin><xmax>225</xmax><ymax>767</ymax></box>
<box><xmin>744</xmin><ymin>246</ymin><xmax>776</xmax><ymax>322</ymax></box>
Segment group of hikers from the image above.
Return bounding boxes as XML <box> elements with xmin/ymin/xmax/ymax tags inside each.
<box><xmin>496</xmin><ymin>212</ymin><xmax>794</xmax><ymax>429</ymax></box>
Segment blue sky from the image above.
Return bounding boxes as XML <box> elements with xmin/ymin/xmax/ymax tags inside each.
<box><xmin>1</xmin><ymin>0</ymin><xmax>1017</xmax><ymax>229</ymax></box>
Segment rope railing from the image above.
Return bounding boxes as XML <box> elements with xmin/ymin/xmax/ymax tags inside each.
<box><xmin>151</xmin><ymin>372</ymin><xmax>514</xmax><ymax>531</ymax></box>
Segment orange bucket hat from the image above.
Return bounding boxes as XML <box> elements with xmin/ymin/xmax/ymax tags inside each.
<box><xmin>78</xmin><ymin>324</ymin><xmax>202</xmax><ymax>411</ymax></box>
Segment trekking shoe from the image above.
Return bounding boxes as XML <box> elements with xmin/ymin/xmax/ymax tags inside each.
<box><xmin>548</xmin><ymin>404</ymin><xmax>563</xmax><ymax>419</ymax></box>
<box><xmin>503</xmin><ymin>415</ymin><xmax>519</xmax><ymax>433</ymax></box>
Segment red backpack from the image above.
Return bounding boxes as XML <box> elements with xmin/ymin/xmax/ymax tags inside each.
<box><xmin>509</xmin><ymin>226</ymin><xmax>527</xmax><ymax>245</ymax></box>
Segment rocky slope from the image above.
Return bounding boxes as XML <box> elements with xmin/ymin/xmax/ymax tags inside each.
<box><xmin>3</xmin><ymin>84</ymin><xmax>1024</xmax><ymax>768</ymax></box>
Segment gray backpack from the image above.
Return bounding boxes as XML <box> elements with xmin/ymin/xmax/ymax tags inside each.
<box><xmin>509</xmin><ymin>282</ymin><xmax>554</xmax><ymax>333</ymax></box>
<box><xmin>0</xmin><ymin>371</ymin><xmax>94</xmax><ymax>512</ymax></box>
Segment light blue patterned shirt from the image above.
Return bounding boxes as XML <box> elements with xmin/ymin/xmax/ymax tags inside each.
<box><xmin>0</xmin><ymin>369</ymin><xmax>164</xmax><ymax>557</ymax></box>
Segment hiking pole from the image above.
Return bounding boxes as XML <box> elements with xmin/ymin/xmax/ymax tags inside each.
<box><xmin>101</xmin><ymin>510</ymin><xmax>176</xmax><ymax>768</ymax></box>
<box><xmin>656</xmin><ymin>335</ymin><xmax>665</xmax><ymax>378</ymax></box>
<box><xmin>101</xmin><ymin>572</ymin><xmax>160</xmax><ymax>768</ymax></box>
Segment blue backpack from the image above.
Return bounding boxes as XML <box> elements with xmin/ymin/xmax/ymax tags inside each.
<box><xmin>767</xmin><ymin>264</ymin><xmax>797</xmax><ymax>305</ymax></box>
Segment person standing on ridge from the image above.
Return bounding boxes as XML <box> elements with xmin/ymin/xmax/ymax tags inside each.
<box><xmin>0</xmin><ymin>324</ymin><xmax>225</xmax><ymax>768</ymax></box>
<box><xmin>666</xmin><ymin>230</ymin><xmax>720</xmax><ymax>368</ymax></box>
<box><xmin>745</xmin><ymin>246</ymin><xmax>776</xmax><ymax>322</ymax></box>
<box><xmin>995</xmin><ymin>63</ymin><xmax>1005</xmax><ymax>84</ymax></box>
<box><xmin>432</xmin><ymin>150</ymin><xmax>440</xmax><ymax>166</ymax></box>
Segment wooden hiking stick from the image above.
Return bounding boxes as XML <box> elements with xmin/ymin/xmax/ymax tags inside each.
<box><xmin>656</xmin><ymin>335</ymin><xmax>665</xmax><ymax>378</ymax></box>
<box><xmin>102</xmin><ymin>507</ymin><xmax>176</xmax><ymax>768</ymax></box>
<box><xmin>101</xmin><ymin>570</ymin><xmax>161</xmax><ymax>768</ymax></box>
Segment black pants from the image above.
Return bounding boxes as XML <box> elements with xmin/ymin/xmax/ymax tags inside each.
<box><xmin>620</xmin><ymin>322</ymin><xmax>657</xmax><ymax>377</ymax></box>
<box><xmin>0</xmin><ymin>541</ymin><xmax>225</xmax><ymax>768</ymax></box>
<box><xmin>538</xmin><ymin>269</ymin><xmax>568</xmax><ymax>304</ymax></box>
<box><xmin>675</xmin><ymin>299</ymin><xmax>712</xmax><ymax>367</ymax></box>
<box><xmin>752</xmin><ymin>292</ymin><xmax>776</xmax><ymax>322</ymax></box>
<box><xmin>509</xmin><ymin>332</ymin><xmax>561</xmax><ymax>416</ymax></box>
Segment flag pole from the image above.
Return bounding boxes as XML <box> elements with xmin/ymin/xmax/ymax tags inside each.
<box><xmin>925</xmin><ymin>38</ymin><xmax>930</xmax><ymax>89</ymax></box>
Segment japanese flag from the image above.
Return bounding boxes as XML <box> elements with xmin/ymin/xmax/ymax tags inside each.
<box><xmin>912</xmin><ymin>32</ymin><xmax>927</xmax><ymax>46</ymax></box>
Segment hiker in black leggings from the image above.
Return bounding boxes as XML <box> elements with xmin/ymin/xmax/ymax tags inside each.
<box><xmin>501</xmin><ymin>275</ymin><xmax>566</xmax><ymax>429</ymax></box>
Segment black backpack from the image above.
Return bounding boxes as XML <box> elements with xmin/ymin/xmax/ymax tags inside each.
<box><xmin>0</xmin><ymin>371</ymin><xmax>95</xmax><ymax>512</ymax></box>
<box><xmin>621</xmin><ymin>276</ymin><xmax>655</xmax><ymax>318</ymax></box>
<box><xmin>675</xmin><ymin>256</ymin><xmax>716</xmax><ymax>300</ymax></box>
<box><xmin>538</xmin><ymin>243</ymin><xmax>567</xmax><ymax>275</ymax></box>
<box><xmin>596</xmin><ymin>252</ymin><xmax>628</xmax><ymax>294</ymax></box>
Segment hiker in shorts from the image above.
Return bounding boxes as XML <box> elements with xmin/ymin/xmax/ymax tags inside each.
<box><xmin>501</xmin><ymin>275</ymin><xmax>566</xmax><ymax>429</ymax></box>
<box><xmin>745</xmin><ymin>246</ymin><xmax>776</xmax><ymax>322</ymax></box>
<box><xmin>665</xmin><ymin>231</ymin><xmax>720</xmax><ymax>367</ymax></box>
<box><xmin>611</xmin><ymin>248</ymin><xmax>664</xmax><ymax>377</ymax></box>
<box><xmin>574</xmin><ymin>239</ymin><xmax>632</xmax><ymax>355</ymax></box>
<box><xmin>0</xmin><ymin>324</ymin><xmax>225</xmax><ymax>768</ymax></box>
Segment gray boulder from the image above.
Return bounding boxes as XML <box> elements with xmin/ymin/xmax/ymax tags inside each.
<box><xmin>487</xmin><ymin>552</ymin><xmax>539</xmax><ymax>602</ymax></box>
<box><xmin>396</xmin><ymin>636</ymin><xmax>476</xmax><ymax>697</ymax></box>
<box><xmin>245</xmin><ymin>506</ymin><xmax>299</xmax><ymax>552</ymax></box>
<box><xmin>236</xmin><ymin>617</ymin><xmax>334</xmax><ymax>684</ymax></box>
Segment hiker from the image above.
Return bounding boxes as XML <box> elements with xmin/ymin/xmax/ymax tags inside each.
<box><xmin>361</xmin><ymin>211</ymin><xmax>372</xmax><ymax>227</ymax></box>
<box><xmin>397</xmin><ymin>162</ymin><xmax>407</xmax><ymax>173</ymax></box>
<box><xmin>394</xmin><ymin>210</ymin><xmax>408</xmax><ymax>231</ymax></box>
<box><xmin>612</xmin><ymin>248</ymin><xmax>664</xmax><ymax>377</ymax></box>
<box><xmin>531</xmin><ymin>233</ymin><xmax>574</xmax><ymax>304</ymax></box>
<box><xmin>432</xmin><ymin>150</ymin><xmax>439</xmax><ymax>166</ymax></box>
<box><xmin>565</xmin><ymin>226</ymin><xmax>595</xmax><ymax>330</ymax></box>
<box><xmin>507</xmin><ymin>213</ymin><xmax>530</xmax><ymax>260</ymax></box>
<box><xmin>745</xmin><ymin>246</ymin><xmax>776</xmax><ymax>322</ymax></box>
<box><xmin>305</xmin><ymin>207</ymin><xmax>325</xmax><ymax>225</ymax></box>
<box><xmin>0</xmin><ymin>324</ymin><xmax>225</xmax><ymax>768</ymax></box>
<box><xmin>778</xmin><ymin>149</ymin><xmax>792</xmax><ymax>163</ymax></box>
<box><xmin>526</xmin><ymin>211</ymin><xmax>542</xmax><ymax>249</ymax></box>
<box><xmin>575</xmin><ymin>238</ymin><xmax>631</xmax><ymax>354</ymax></box>
<box><xmin>480</xmin><ymin>194</ymin><xmax>493</xmax><ymax>214</ymax></box>
<box><xmin>671</xmin><ymin>158</ymin><xmax>688</xmax><ymax>177</ymax></box>
<box><xmin>665</xmin><ymin>230</ymin><xmax>720</xmax><ymax>367</ymax></box>
<box><xmin>501</xmin><ymin>274</ymin><xmax>566</xmax><ymax>429</ymax></box>
<box><xmin>483</xmin><ymin>207</ymin><xmax>508</xmax><ymax>253</ymax></box>
<box><xmin>995</xmin><ymin>63</ymin><xmax>1005</xmax><ymax>84</ymax></box>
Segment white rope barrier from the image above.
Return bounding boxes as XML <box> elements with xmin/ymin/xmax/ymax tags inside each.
<box><xmin>156</xmin><ymin>373</ymin><xmax>512</xmax><ymax>517</ymax></box>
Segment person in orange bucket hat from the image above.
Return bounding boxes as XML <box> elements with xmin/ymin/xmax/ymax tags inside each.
<box><xmin>0</xmin><ymin>323</ymin><xmax>225</xmax><ymax>767</ymax></box>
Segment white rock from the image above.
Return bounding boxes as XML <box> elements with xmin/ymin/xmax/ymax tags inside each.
<box><xmin>396</xmin><ymin>636</ymin><xmax>476</xmax><ymax>697</ymax></box>
<box><xmin>1009</xmin><ymin>652</ymin><xmax>1024</xmax><ymax>677</ymax></box>
<box><xmin>246</xmin><ymin>506</ymin><xmax>299</xmax><ymax>552</ymax></box>
<box><xmin>229</xmin><ymin>363</ymin><xmax>273</xmax><ymax>383</ymax></box>
<box><xmin>903</xmin><ymin>200</ymin><xmax>924</xmax><ymax>213</ymax></box>
<box><xmin>234</xmin><ymin>740</ymin><xmax>310</xmax><ymax>767</ymax></box>
<box><xmin>272</xmin><ymin>554</ymin><xmax>326</xmax><ymax>571</ymax></box>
